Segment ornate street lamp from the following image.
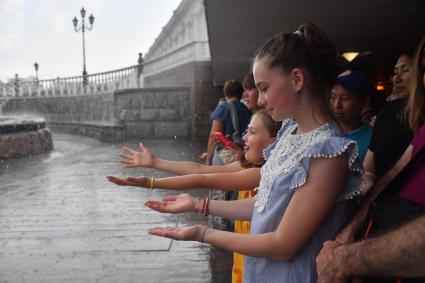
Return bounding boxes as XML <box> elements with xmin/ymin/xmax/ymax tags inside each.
<box><xmin>73</xmin><ymin>7</ymin><xmax>95</xmax><ymax>86</ymax></box>
<box><xmin>34</xmin><ymin>62</ymin><xmax>39</xmax><ymax>80</ymax></box>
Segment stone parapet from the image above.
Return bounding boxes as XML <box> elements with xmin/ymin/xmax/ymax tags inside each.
<box><xmin>1</xmin><ymin>87</ymin><xmax>193</xmax><ymax>141</ymax></box>
<box><xmin>48</xmin><ymin>121</ymin><xmax>124</xmax><ymax>143</ymax></box>
<box><xmin>115</xmin><ymin>88</ymin><xmax>191</xmax><ymax>140</ymax></box>
<box><xmin>2</xmin><ymin>94</ymin><xmax>115</xmax><ymax>124</ymax></box>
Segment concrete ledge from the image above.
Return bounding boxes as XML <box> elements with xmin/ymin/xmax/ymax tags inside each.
<box><xmin>0</xmin><ymin>118</ymin><xmax>46</xmax><ymax>134</ymax></box>
<box><xmin>48</xmin><ymin>121</ymin><xmax>125</xmax><ymax>143</ymax></box>
<box><xmin>114</xmin><ymin>87</ymin><xmax>190</xmax><ymax>94</ymax></box>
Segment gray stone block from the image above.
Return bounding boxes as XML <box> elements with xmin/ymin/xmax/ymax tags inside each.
<box><xmin>154</xmin><ymin>122</ymin><xmax>190</xmax><ymax>138</ymax></box>
<box><xmin>139</xmin><ymin>109</ymin><xmax>158</xmax><ymax>121</ymax></box>
<box><xmin>159</xmin><ymin>109</ymin><xmax>178</xmax><ymax>121</ymax></box>
<box><xmin>166</xmin><ymin>92</ymin><xmax>179</xmax><ymax>106</ymax></box>
<box><xmin>119</xmin><ymin>110</ymin><xmax>128</xmax><ymax>121</ymax></box>
<box><xmin>155</xmin><ymin>96</ymin><xmax>168</xmax><ymax>108</ymax></box>
<box><xmin>125</xmin><ymin>122</ymin><xmax>154</xmax><ymax>138</ymax></box>
<box><xmin>119</xmin><ymin>109</ymin><xmax>140</xmax><ymax>122</ymax></box>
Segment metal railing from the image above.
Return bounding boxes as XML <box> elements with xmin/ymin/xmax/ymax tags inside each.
<box><xmin>0</xmin><ymin>63</ymin><xmax>143</xmax><ymax>98</ymax></box>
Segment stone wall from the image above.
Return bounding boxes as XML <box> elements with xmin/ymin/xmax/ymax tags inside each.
<box><xmin>115</xmin><ymin>88</ymin><xmax>191</xmax><ymax>139</ymax></box>
<box><xmin>2</xmin><ymin>87</ymin><xmax>192</xmax><ymax>141</ymax></box>
<box><xmin>144</xmin><ymin>61</ymin><xmax>223</xmax><ymax>140</ymax></box>
<box><xmin>3</xmin><ymin>94</ymin><xmax>115</xmax><ymax>123</ymax></box>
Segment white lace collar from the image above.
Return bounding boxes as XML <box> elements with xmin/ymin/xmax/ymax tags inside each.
<box><xmin>254</xmin><ymin>121</ymin><xmax>331</xmax><ymax>213</ymax></box>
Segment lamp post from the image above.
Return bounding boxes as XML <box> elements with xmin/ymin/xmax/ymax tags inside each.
<box><xmin>72</xmin><ymin>7</ymin><xmax>95</xmax><ymax>86</ymax></box>
<box><xmin>34</xmin><ymin>62</ymin><xmax>39</xmax><ymax>80</ymax></box>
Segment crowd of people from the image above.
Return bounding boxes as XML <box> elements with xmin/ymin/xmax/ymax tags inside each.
<box><xmin>107</xmin><ymin>23</ymin><xmax>425</xmax><ymax>283</ymax></box>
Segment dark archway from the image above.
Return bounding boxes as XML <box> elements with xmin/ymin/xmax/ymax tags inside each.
<box><xmin>204</xmin><ymin>0</ymin><xmax>425</xmax><ymax>85</ymax></box>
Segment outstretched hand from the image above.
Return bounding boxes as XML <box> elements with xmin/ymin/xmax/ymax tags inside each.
<box><xmin>148</xmin><ymin>225</ymin><xmax>203</xmax><ymax>242</ymax></box>
<box><xmin>106</xmin><ymin>175</ymin><xmax>150</xmax><ymax>188</ymax></box>
<box><xmin>119</xmin><ymin>143</ymin><xmax>155</xmax><ymax>168</ymax></box>
<box><xmin>145</xmin><ymin>194</ymin><xmax>199</xmax><ymax>214</ymax></box>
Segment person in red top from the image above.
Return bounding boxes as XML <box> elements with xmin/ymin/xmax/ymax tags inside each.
<box><xmin>397</xmin><ymin>124</ymin><xmax>425</xmax><ymax>206</ymax></box>
<box><xmin>397</xmin><ymin>36</ymin><xmax>425</xmax><ymax>206</ymax></box>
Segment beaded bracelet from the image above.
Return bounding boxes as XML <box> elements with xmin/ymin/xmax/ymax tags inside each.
<box><xmin>201</xmin><ymin>197</ymin><xmax>209</xmax><ymax>216</ymax></box>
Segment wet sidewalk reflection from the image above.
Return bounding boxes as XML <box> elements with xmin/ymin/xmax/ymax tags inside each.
<box><xmin>0</xmin><ymin>133</ymin><xmax>211</xmax><ymax>282</ymax></box>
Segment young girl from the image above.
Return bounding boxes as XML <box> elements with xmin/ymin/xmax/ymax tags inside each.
<box><xmin>107</xmin><ymin>110</ymin><xmax>279</xmax><ymax>192</ymax></box>
<box><xmin>107</xmin><ymin>110</ymin><xmax>281</xmax><ymax>283</ymax></box>
<box><xmin>144</xmin><ymin>23</ymin><xmax>364</xmax><ymax>282</ymax></box>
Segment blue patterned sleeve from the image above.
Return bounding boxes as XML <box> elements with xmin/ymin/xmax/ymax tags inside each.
<box><xmin>289</xmin><ymin>136</ymin><xmax>364</xmax><ymax>201</ymax></box>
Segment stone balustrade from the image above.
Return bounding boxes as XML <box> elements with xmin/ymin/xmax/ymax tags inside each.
<box><xmin>0</xmin><ymin>65</ymin><xmax>143</xmax><ymax>99</ymax></box>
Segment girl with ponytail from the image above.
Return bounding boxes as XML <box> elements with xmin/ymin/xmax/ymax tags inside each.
<box><xmin>144</xmin><ymin>23</ymin><xmax>363</xmax><ymax>282</ymax></box>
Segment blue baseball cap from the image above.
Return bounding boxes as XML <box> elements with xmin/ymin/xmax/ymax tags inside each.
<box><xmin>335</xmin><ymin>70</ymin><xmax>372</xmax><ymax>97</ymax></box>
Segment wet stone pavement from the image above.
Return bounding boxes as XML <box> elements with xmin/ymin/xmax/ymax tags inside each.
<box><xmin>0</xmin><ymin>133</ymin><xmax>217</xmax><ymax>283</ymax></box>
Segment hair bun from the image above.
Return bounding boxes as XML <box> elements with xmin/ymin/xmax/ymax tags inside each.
<box><xmin>299</xmin><ymin>23</ymin><xmax>337</xmax><ymax>87</ymax></box>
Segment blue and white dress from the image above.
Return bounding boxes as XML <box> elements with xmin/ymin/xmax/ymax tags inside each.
<box><xmin>244</xmin><ymin>119</ymin><xmax>364</xmax><ymax>283</ymax></box>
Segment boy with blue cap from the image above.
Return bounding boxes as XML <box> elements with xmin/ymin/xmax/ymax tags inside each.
<box><xmin>330</xmin><ymin>70</ymin><xmax>373</xmax><ymax>160</ymax></box>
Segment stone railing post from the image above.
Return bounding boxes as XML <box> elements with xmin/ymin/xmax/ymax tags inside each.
<box><xmin>137</xmin><ymin>52</ymin><xmax>144</xmax><ymax>88</ymax></box>
<box><xmin>14</xmin><ymin>74</ymin><xmax>20</xmax><ymax>97</ymax></box>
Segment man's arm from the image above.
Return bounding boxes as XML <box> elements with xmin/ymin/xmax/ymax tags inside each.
<box><xmin>317</xmin><ymin>215</ymin><xmax>425</xmax><ymax>282</ymax></box>
<box><xmin>336</xmin><ymin>145</ymin><xmax>413</xmax><ymax>244</ymax></box>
